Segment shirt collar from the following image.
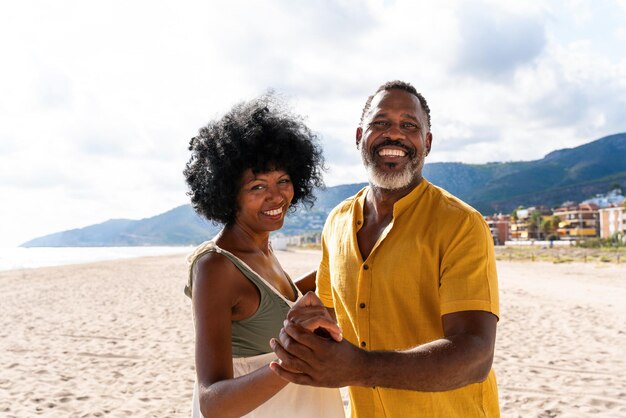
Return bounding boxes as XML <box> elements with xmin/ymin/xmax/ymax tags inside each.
<box><xmin>356</xmin><ymin>178</ymin><xmax>431</xmax><ymax>221</ymax></box>
<box><xmin>392</xmin><ymin>178</ymin><xmax>430</xmax><ymax>218</ymax></box>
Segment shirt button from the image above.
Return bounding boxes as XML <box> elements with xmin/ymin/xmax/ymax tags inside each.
<box><xmin>363</xmin><ymin>264</ymin><xmax>369</xmax><ymax>270</ymax></box>
<box><xmin>359</xmin><ymin>303</ymin><xmax>366</xmax><ymax>309</ymax></box>
<box><xmin>361</xmin><ymin>341</ymin><xmax>366</xmax><ymax>347</ymax></box>
<box><xmin>357</xmin><ymin>220</ymin><xmax>362</xmax><ymax>225</ymax></box>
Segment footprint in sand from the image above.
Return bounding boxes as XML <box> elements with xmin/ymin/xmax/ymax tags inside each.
<box><xmin>538</xmin><ymin>408</ymin><xmax>561</xmax><ymax>417</ymax></box>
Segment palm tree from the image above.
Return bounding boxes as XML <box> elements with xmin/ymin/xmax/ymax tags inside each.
<box><xmin>529</xmin><ymin>211</ymin><xmax>543</xmax><ymax>239</ymax></box>
<box><xmin>541</xmin><ymin>219</ymin><xmax>553</xmax><ymax>238</ymax></box>
<box><xmin>550</xmin><ymin>215</ymin><xmax>561</xmax><ymax>240</ymax></box>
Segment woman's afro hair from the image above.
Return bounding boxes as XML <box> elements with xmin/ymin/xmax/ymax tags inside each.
<box><xmin>184</xmin><ymin>93</ymin><xmax>324</xmax><ymax>225</ymax></box>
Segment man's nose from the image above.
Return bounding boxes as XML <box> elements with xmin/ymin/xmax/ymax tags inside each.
<box><xmin>384</xmin><ymin>123</ymin><xmax>406</xmax><ymax>140</ymax></box>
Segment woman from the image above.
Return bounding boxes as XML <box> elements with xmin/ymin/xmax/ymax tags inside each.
<box><xmin>183</xmin><ymin>94</ymin><xmax>345</xmax><ymax>418</ymax></box>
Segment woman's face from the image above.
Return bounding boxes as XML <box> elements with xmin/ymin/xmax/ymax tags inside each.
<box><xmin>235</xmin><ymin>168</ymin><xmax>294</xmax><ymax>233</ymax></box>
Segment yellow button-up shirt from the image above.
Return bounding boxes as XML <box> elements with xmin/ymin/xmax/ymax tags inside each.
<box><xmin>317</xmin><ymin>179</ymin><xmax>499</xmax><ymax>417</ymax></box>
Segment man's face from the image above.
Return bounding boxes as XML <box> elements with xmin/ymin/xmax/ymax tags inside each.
<box><xmin>357</xmin><ymin>89</ymin><xmax>432</xmax><ymax>191</ymax></box>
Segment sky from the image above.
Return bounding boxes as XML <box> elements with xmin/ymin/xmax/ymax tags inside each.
<box><xmin>1</xmin><ymin>0</ymin><xmax>625</xmax><ymax>247</ymax></box>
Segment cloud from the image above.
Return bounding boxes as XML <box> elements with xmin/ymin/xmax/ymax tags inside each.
<box><xmin>425</xmin><ymin>0</ymin><xmax>626</xmax><ymax>164</ymax></box>
<box><xmin>36</xmin><ymin>71</ymin><xmax>74</xmax><ymax>109</ymax></box>
<box><xmin>563</xmin><ymin>0</ymin><xmax>593</xmax><ymax>24</ymax></box>
<box><xmin>453</xmin><ymin>2</ymin><xmax>547</xmax><ymax>79</ymax></box>
<box><xmin>512</xmin><ymin>37</ymin><xmax>626</xmax><ymax>139</ymax></box>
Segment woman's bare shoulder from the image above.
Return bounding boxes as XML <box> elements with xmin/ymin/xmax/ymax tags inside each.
<box><xmin>192</xmin><ymin>251</ymin><xmax>242</xmax><ymax>296</ymax></box>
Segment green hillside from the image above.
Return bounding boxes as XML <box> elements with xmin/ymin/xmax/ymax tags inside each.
<box><xmin>425</xmin><ymin>133</ymin><xmax>626</xmax><ymax>213</ymax></box>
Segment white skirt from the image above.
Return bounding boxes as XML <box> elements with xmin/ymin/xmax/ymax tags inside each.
<box><xmin>190</xmin><ymin>352</ymin><xmax>345</xmax><ymax>417</ymax></box>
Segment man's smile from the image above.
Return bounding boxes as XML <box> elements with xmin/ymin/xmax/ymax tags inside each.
<box><xmin>372</xmin><ymin>140</ymin><xmax>416</xmax><ymax>161</ymax></box>
<box><xmin>378</xmin><ymin>147</ymin><xmax>407</xmax><ymax>158</ymax></box>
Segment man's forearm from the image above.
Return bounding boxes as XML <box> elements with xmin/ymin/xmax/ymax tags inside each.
<box><xmin>354</xmin><ymin>333</ymin><xmax>494</xmax><ymax>392</ymax></box>
<box><xmin>294</xmin><ymin>270</ymin><xmax>317</xmax><ymax>294</ymax></box>
<box><xmin>272</xmin><ymin>306</ymin><xmax>497</xmax><ymax>391</ymax></box>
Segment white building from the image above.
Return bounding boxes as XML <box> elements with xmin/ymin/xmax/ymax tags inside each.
<box><xmin>583</xmin><ymin>189</ymin><xmax>625</xmax><ymax>209</ymax></box>
<box><xmin>598</xmin><ymin>204</ymin><xmax>626</xmax><ymax>239</ymax></box>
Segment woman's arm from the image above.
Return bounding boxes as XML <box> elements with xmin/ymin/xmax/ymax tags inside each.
<box><xmin>192</xmin><ymin>253</ymin><xmax>289</xmax><ymax>418</ymax></box>
<box><xmin>294</xmin><ymin>269</ymin><xmax>316</xmax><ymax>294</ymax></box>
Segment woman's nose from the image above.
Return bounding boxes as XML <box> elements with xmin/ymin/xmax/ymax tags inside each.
<box><xmin>266</xmin><ymin>184</ymin><xmax>285</xmax><ymax>203</ymax></box>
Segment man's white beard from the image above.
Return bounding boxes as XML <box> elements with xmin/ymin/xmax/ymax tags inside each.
<box><xmin>361</xmin><ymin>144</ymin><xmax>422</xmax><ymax>191</ymax></box>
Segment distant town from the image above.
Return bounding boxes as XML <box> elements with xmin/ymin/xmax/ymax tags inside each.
<box><xmin>483</xmin><ymin>188</ymin><xmax>625</xmax><ymax>247</ymax></box>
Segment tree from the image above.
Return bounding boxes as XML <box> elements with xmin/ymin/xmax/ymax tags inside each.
<box><xmin>511</xmin><ymin>205</ymin><xmax>525</xmax><ymax>222</ymax></box>
<box><xmin>552</xmin><ymin>215</ymin><xmax>561</xmax><ymax>230</ymax></box>
<box><xmin>541</xmin><ymin>219</ymin><xmax>553</xmax><ymax>238</ymax></box>
<box><xmin>529</xmin><ymin>211</ymin><xmax>543</xmax><ymax>239</ymax></box>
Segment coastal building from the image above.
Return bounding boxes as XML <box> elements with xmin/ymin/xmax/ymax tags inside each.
<box><xmin>554</xmin><ymin>203</ymin><xmax>599</xmax><ymax>240</ymax></box>
<box><xmin>509</xmin><ymin>206</ymin><xmax>551</xmax><ymax>241</ymax></box>
<box><xmin>484</xmin><ymin>214</ymin><xmax>510</xmax><ymax>245</ymax></box>
<box><xmin>284</xmin><ymin>232</ymin><xmax>322</xmax><ymax>247</ymax></box>
<box><xmin>598</xmin><ymin>204</ymin><xmax>625</xmax><ymax>239</ymax></box>
<box><xmin>270</xmin><ymin>233</ymin><xmax>289</xmax><ymax>250</ymax></box>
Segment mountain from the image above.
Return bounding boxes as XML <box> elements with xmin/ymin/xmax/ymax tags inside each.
<box><xmin>21</xmin><ymin>205</ymin><xmax>221</xmax><ymax>247</ymax></box>
<box><xmin>21</xmin><ymin>133</ymin><xmax>626</xmax><ymax>247</ymax></box>
<box><xmin>280</xmin><ymin>182</ymin><xmax>367</xmax><ymax>236</ymax></box>
<box><xmin>423</xmin><ymin>133</ymin><xmax>626</xmax><ymax>213</ymax></box>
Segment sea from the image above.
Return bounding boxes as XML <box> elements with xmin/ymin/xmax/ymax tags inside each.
<box><xmin>0</xmin><ymin>246</ymin><xmax>194</xmax><ymax>272</ymax></box>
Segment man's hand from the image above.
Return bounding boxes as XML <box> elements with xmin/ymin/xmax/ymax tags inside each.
<box><xmin>287</xmin><ymin>292</ymin><xmax>342</xmax><ymax>342</ymax></box>
<box><xmin>269</xmin><ymin>320</ymin><xmax>365</xmax><ymax>387</ymax></box>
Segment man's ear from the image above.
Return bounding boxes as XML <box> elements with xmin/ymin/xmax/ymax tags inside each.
<box><xmin>356</xmin><ymin>127</ymin><xmax>363</xmax><ymax>149</ymax></box>
<box><xmin>425</xmin><ymin>132</ymin><xmax>433</xmax><ymax>155</ymax></box>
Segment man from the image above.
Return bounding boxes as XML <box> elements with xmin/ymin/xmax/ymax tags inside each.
<box><xmin>270</xmin><ymin>81</ymin><xmax>500</xmax><ymax>417</ymax></box>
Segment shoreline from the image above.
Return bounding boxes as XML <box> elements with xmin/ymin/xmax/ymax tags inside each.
<box><xmin>0</xmin><ymin>246</ymin><xmax>194</xmax><ymax>272</ymax></box>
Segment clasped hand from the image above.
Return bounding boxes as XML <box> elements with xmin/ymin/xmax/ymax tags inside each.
<box><xmin>269</xmin><ymin>292</ymin><xmax>363</xmax><ymax>387</ymax></box>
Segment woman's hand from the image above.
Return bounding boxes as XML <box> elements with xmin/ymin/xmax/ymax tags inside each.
<box><xmin>287</xmin><ymin>291</ymin><xmax>342</xmax><ymax>342</ymax></box>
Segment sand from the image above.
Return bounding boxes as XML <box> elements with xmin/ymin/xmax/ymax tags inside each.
<box><xmin>1</xmin><ymin>251</ymin><xmax>625</xmax><ymax>417</ymax></box>
<box><xmin>495</xmin><ymin>261</ymin><xmax>626</xmax><ymax>417</ymax></box>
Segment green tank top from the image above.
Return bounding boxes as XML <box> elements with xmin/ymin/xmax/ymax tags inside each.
<box><xmin>185</xmin><ymin>241</ymin><xmax>301</xmax><ymax>358</ymax></box>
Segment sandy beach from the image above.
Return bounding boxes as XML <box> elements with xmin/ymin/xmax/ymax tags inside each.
<box><xmin>1</xmin><ymin>251</ymin><xmax>625</xmax><ymax>417</ymax></box>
